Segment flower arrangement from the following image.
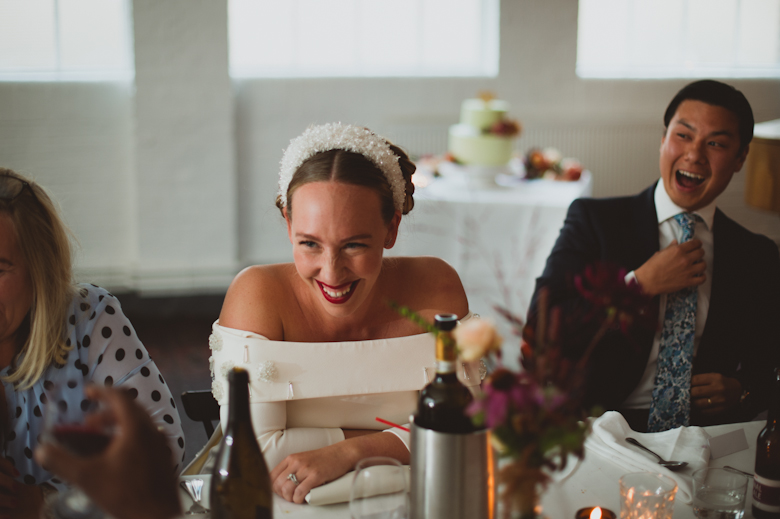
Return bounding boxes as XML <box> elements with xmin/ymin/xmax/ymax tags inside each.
<box><xmin>478</xmin><ymin>91</ymin><xmax>523</xmax><ymax>138</ymax></box>
<box><xmin>488</xmin><ymin>119</ymin><xmax>522</xmax><ymax>138</ymax></box>
<box><xmin>390</xmin><ymin>262</ymin><xmax>653</xmax><ymax>518</ymax></box>
<box><xmin>462</xmin><ymin>261</ymin><xmax>654</xmax><ymax>519</ymax></box>
<box><xmin>523</xmin><ymin>147</ymin><xmax>583</xmax><ymax>181</ymax></box>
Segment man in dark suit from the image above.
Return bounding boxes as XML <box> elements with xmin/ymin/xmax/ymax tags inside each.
<box><xmin>531</xmin><ymin>80</ymin><xmax>780</xmax><ymax>432</ymax></box>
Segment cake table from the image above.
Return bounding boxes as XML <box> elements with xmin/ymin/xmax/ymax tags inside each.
<box><xmin>388</xmin><ymin>170</ymin><xmax>593</xmax><ymax>364</ymax></box>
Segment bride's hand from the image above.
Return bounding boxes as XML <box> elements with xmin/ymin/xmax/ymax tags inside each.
<box><xmin>270</xmin><ymin>443</ymin><xmax>355</xmax><ymax>504</ymax></box>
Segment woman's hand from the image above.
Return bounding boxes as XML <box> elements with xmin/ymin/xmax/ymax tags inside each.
<box><xmin>34</xmin><ymin>386</ymin><xmax>181</xmax><ymax>519</ymax></box>
<box><xmin>270</xmin><ymin>443</ymin><xmax>356</xmax><ymax>504</ymax></box>
<box><xmin>13</xmin><ymin>483</ymin><xmax>43</xmax><ymax>519</ymax></box>
<box><xmin>0</xmin><ymin>457</ymin><xmax>21</xmax><ymax>517</ymax></box>
<box><xmin>691</xmin><ymin>373</ymin><xmax>742</xmax><ymax>416</ymax></box>
<box><xmin>269</xmin><ymin>431</ymin><xmax>408</xmax><ymax>504</ymax></box>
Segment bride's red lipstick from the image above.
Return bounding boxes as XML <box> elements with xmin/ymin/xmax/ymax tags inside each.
<box><xmin>316</xmin><ymin>280</ymin><xmax>359</xmax><ymax>304</ymax></box>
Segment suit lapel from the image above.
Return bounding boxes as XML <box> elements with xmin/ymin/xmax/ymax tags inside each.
<box><xmin>699</xmin><ymin>209</ymin><xmax>731</xmax><ymax>350</ymax></box>
<box><xmin>628</xmin><ymin>183</ymin><xmax>662</xmax><ymax>362</ymax></box>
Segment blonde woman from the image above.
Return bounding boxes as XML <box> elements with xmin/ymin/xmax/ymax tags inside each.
<box><xmin>0</xmin><ymin>169</ymin><xmax>184</xmax><ymax>517</ymax></box>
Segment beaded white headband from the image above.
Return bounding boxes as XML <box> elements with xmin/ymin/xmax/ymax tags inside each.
<box><xmin>278</xmin><ymin>123</ymin><xmax>406</xmax><ymax>212</ymax></box>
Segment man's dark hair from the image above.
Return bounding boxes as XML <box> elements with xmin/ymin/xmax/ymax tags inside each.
<box><xmin>664</xmin><ymin>80</ymin><xmax>754</xmax><ymax>152</ymax></box>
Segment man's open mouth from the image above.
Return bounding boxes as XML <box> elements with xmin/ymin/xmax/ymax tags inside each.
<box><xmin>316</xmin><ymin>280</ymin><xmax>359</xmax><ymax>304</ymax></box>
<box><xmin>676</xmin><ymin>170</ymin><xmax>705</xmax><ymax>189</ymax></box>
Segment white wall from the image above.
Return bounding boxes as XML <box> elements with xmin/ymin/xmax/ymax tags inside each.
<box><xmin>0</xmin><ymin>0</ymin><xmax>777</xmax><ymax>295</ymax></box>
<box><xmin>132</xmin><ymin>0</ymin><xmax>237</xmax><ymax>293</ymax></box>
<box><xmin>0</xmin><ymin>82</ymin><xmax>136</xmax><ymax>282</ymax></box>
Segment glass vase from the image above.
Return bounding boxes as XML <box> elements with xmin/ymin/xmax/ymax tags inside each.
<box><xmin>509</xmin><ymin>477</ymin><xmax>540</xmax><ymax>519</ymax></box>
<box><xmin>499</xmin><ymin>462</ymin><xmax>543</xmax><ymax>519</ymax></box>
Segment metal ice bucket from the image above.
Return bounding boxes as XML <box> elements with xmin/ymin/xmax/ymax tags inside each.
<box><xmin>409</xmin><ymin>419</ymin><xmax>496</xmax><ymax>519</ymax></box>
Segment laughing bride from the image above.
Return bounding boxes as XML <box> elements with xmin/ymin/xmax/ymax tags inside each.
<box><xmin>195</xmin><ymin>123</ymin><xmax>476</xmax><ymax>504</ymax></box>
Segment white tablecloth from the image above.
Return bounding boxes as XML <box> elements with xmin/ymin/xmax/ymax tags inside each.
<box><xmin>388</xmin><ymin>171</ymin><xmax>593</xmax><ymax>363</ymax></box>
<box><xmin>541</xmin><ymin>420</ymin><xmax>762</xmax><ymax>519</ymax></box>
<box><xmin>179</xmin><ymin>419</ymin><xmax>761</xmax><ymax>518</ymax></box>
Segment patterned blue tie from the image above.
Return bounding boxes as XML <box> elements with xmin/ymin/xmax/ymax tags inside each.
<box><xmin>647</xmin><ymin>213</ymin><xmax>697</xmax><ymax>432</ymax></box>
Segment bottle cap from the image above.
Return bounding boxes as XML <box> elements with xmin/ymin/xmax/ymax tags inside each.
<box><xmin>228</xmin><ymin>367</ymin><xmax>249</xmax><ymax>384</ymax></box>
<box><xmin>434</xmin><ymin>314</ymin><xmax>458</xmax><ymax>331</ymax></box>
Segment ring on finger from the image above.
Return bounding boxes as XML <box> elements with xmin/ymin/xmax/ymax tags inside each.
<box><xmin>707</xmin><ymin>398</ymin><xmax>712</xmax><ymax>405</ymax></box>
<box><xmin>287</xmin><ymin>473</ymin><xmax>300</xmax><ymax>485</ymax></box>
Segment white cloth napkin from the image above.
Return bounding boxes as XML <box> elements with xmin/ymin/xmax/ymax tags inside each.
<box><xmin>305</xmin><ymin>465</ymin><xmax>410</xmax><ymax>506</ymax></box>
<box><xmin>585</xmin><ymin>411</ymin><xmax>711</xmax><ymax>504</ymax></box>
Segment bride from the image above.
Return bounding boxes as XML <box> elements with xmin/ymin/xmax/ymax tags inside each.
<box><xmin>206</xmin><ymin>123</ymin><xmax>470</xmax><ymax>504</ymax></box>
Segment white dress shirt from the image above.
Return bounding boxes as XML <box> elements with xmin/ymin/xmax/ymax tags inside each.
<box><xmin>622</xmin><ymin>181</ymin><xmax>716</xmax><ymax>409</ymax></box>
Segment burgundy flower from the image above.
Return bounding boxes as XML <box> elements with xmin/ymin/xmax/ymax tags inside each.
<box><xmin>490</xmin><ymin>119</ymin><xmax>522</xmax><ymax>137</ymax></box>
<box><xmin>574</xmin><ymin>261</ymin><xmax>655</xmax><ymax>335</ymax></box>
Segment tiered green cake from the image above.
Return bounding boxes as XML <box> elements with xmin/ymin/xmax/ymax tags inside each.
<box><xmin>448</xmin><ymin>98</ymin><xmax>514</xmax><ymax>166</ymax></box>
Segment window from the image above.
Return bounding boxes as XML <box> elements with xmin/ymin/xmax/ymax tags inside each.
<box><xmin>229</xmin><ymin>0</ymin><xmax>499</xmax><ymax>78</ymax></box>
<box><xmin>577</xmin><ymin>0</ymin><xmax>780</xmax><ymax>79</ymax></box>
<box><xmin>0</xmin><ymin>0</ymin><xmax>134</xmax><ymax>81</ymax></box>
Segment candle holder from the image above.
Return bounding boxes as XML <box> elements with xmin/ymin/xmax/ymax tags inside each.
<box><xmin>619</xmin><ymin>472</ymin><xmax>677</xmax><ymax>519</ymax></box>
<box><xmin>576</xmin><ymin>506</ymin><xmax>617</xmax><ymax>519</ymax></box>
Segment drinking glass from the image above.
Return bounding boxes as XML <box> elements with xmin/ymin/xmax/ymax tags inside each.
<box><xmin>40</xmin><ymin>384</ymin><xmax>114</xmax><ymax>519</ymax></box>
<box><xmin>42</xmin><ymin>383</ymin><xmax>114</xmax><ymax>456</ymax></box>
<box><xmin>619</xmin><ymin>472</ymin><xmax>678</xmax><ymax>519</ymax></box>
<box><xmin>349</xmin><ymin>457</ymin><xmax>408</xmax><ymax>519</ymax></box>
<box><xmin>692</xmin><ymin>468</ymin><xmax>748</xmax><ymax>519</ymax></box>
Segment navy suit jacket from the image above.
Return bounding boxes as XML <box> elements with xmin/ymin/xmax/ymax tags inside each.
<box><xmin>530</xmin><ymin>183</ymin><xmax>780</xmax><ymax>425</ymax></box>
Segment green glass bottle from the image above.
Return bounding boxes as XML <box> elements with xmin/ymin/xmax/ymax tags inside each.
<box><xmin>415</xmin><ymin>314</ymin><xmax>475</xmax><ymax>434</ymax></box>
<box><xmin>210</xmin><ymin>368</ymin><xmax>273</xmax><ymax>519</ymax></box>
<box><xmin>754</xmin><ymin>368</ymin><xmax>780</xmax><ymax>518</ymax></box>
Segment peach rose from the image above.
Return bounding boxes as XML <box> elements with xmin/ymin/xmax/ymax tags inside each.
<box><xmin>454</xmin><ymin>318</ymin><xmax>503</xmax><ymax>362</ymax></box>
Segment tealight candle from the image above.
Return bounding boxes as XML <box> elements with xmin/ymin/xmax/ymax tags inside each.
<box><xmin>576</xmin><ymin>506</ymin><xmax>617</xmax><ymax>519</ymax></box>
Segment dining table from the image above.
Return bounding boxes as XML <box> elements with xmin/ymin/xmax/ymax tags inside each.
<box><xmin>178</xmin><ymin>419</ymin><xmax>764</xmax><ymax>518</ymax></box>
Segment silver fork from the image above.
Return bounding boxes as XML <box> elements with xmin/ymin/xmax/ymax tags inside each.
<box><xmin>180</xmin><ymin>479</ymin><xmax>207</xmax><ymax>515</ymax></box>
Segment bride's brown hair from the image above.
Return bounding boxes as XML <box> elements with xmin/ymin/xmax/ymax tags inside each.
<box><xmin>276</xmin><ymin>142</ymin><xmax>416</xmax><ymax>223</ymax></box>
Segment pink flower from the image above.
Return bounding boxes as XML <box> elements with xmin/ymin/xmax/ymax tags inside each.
<box><xmin>454</xmin><ymin>318</ymin><xmax>503</xmax><ymax>362</ymax></box>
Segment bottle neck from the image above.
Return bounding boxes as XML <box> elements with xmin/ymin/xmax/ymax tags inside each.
<box><xmin>435</xmin><ymin>360</ymin><xmax>457</xmax><ymax>374</ymax></box>
<box><xmin>769</xmin><ymin>402</ymin><xmax>780</xmax><ymax>430</ymax></box>
<box><xmin>435</xmin><ymin>331</ymin><xmax>457</xmax><ymax>371</ymax></box>
<box><xmin>768</xmin><ymin>371</ymin><xmax>780</xmax><ymax>429</ymax></box>
<box><xmin>227</xmin><ymin>375</ymin><xmax>251</xmax><ymax>428</ymax></box>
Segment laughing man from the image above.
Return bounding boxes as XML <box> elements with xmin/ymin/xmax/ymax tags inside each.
<box><xmin>530</xmin><ymin>80</ymin><xmax>780</xmax><ymax>432</ymax></box>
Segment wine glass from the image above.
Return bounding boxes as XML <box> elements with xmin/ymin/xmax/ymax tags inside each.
<box><xmin>349</xmin><ymin>457</ymin><xmax>408</xmax><ymax>519</ymax></box>
<box><xmin>42</xmin><ymin>383</ymin><xmax>114</xmax><ymax>456</ymax></box>
<box><xmin>40</xmin><ymin>383</ymin><xmax>115</xmax><ymax>519</ymax></box>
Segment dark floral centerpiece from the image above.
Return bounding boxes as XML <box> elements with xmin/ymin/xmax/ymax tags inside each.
<box><xmin>457</xmin><ymin>261</ymin><xmax>654</xmax><ymax>519</ymax></box>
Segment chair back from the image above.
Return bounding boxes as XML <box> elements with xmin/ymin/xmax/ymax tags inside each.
<box><xmin>181</xmin><ymin>390</ymin><xmax>220</xmax><ymax>439</ymax></box>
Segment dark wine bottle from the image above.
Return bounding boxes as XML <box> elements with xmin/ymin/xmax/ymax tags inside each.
<box><xmin>754</xmin><ymin>368</ymin><xmax>780</xmax><ymax>518</ymax></box>
<box><xmin>415</xmin><ymin>313</ymin><xmax>474</xmax><ymax>434</ymax></box>
<box><xmin>210</xmin><ymin>368</ymin><xmax>273</xmax><ymax>519</ymax></box>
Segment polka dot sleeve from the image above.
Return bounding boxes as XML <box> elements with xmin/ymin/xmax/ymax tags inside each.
<box><xmin>86</xmin><ymin>288</ymin><xmax>187</xmax><ymax>473</ymax></box>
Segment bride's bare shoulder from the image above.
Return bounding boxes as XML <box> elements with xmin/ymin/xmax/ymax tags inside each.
<box><xmin>218</xmin><ymin>264</ymin><xmax>296</xmax><ymax>340</ymax></box>
<box><xmin>386</xmin><ymin>257</ymin><xmax>469</xmax><ymax>317</ymax></box>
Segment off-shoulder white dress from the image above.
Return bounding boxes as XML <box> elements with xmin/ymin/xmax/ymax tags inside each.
<box><xmin>186</xmin><ymin>317</ymin><xmax>480</xmax><ymax>473</ymax></box>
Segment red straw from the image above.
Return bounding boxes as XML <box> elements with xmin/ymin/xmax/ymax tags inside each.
<box><xmin>375</xmin><ymin>417</ymin><xmax>410</xmax><ymax>432</ymax></box>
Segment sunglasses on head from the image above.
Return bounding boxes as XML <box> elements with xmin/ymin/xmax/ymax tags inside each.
<box><xmin>0</xmin><ymin>175</ymin><xmax>35</xmax><ymax>202</ymax></box>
